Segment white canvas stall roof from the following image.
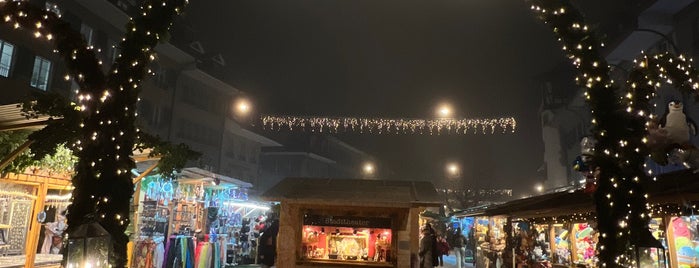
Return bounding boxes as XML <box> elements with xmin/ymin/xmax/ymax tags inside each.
<box><xmin>177</xmin><ymin>167</ymin><xmax>252</xmax><ymax>188</ymax></box>
<box><xmin>0</xmin><ymin>104</ymin><xmax>53</xmax><ymax>132</ymax></box>
<box><xmin>261</xmin><ymin>177</ymin><xmax>443</xmax><ymax>208</ymax></box>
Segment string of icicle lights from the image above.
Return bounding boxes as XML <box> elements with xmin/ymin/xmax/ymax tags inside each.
<box><xmin>260</xmin><ymin>116</ymin><xmax>516</xmax><ymax>135</ymax></box>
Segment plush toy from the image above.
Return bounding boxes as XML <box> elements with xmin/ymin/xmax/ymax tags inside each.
<box><xmin>661</xmin><ymin>101</ymin><xmax>696</xmax><ymax>147</ymax></box>
<box><xmin>647</xmin><ymin>118</ymin><xmax>670</xmax><ymax>151</ymax></box>
<box><xmin>580</xmin><ymin>136</ymin><xmax>596</xmax><ymax>164</ymax></box>
<box><xmin>673</xmin><ymin>217</ymin><xmax>691</xmax><ymax>238</ymax></box>
<box><xmin>670</xmin><ymin>148</ymin><xmax>699</xmax><ymax>173</ymax></box>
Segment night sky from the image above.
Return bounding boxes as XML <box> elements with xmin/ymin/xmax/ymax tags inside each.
<box><xmin>174</xmin><ymin>0</ymin><xmax>626</xmax><ymax>194</ymax></box>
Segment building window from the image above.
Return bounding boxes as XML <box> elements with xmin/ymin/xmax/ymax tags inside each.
<box><xmin>0</xmin><ymin>40</ymin><xmax>14</xmax><ymax>77</ymax></box>
<box><xmin>108</xmin><ymin>39</ymin><xmax>119</xmax><ymax>64</ymax></box>
<box><xmin>80</xmin><ymin>24</ymin><xmax>94</xmax><ymax>46</ymax></box>
<box><xmin>45</xmin><ymin>1</ymin><xmax>61</xmax><ymax>17</ymax></box>
<box><xmin>70</xmin><ymin>80</ymin><xmax>79</xmax><ymax>100</ymax></box>
<box><xmin>30</xmin><ymin>56</ymin><xmax>51</xmax><ymax>90</ymax></box>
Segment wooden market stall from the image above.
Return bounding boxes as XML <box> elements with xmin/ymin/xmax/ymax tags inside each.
<box><xmin>0</xmin><ymin>103</ymin><xmax>69</xmax><ymax>267</ymax></box>
<box><xmin>453</xmin><ymin>169</ymin><xmax>699</xmax><ymax>268</ymax></box>
<box><xmin>261</xmin><ymin>178</ymin><xmax>443</xmax><ymax>268</ymax></box>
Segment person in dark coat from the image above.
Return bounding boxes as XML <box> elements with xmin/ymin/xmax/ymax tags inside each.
<box><xmin>258</xmin><ymin>219</ymin><xmax>279</xmax><ymax>268</ymax></box>
<box><xmin>419</xmin><ymin>226</ymin><xmax>434</xmax><ymax>268</ymax></box>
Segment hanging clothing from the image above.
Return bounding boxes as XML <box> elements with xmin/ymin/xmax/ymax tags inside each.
<box><xmin>213</xmin><ymin>242</ymin><xmax>220</xmax><ymax>268</ymax></box>
<box><xmin>40</xmin><ymin>221</ymin><xmax>67</xmax><ymax>254</ymax></box>
<box><xmin>154</xmin><ymin>240</ymin><xmax>165</xmax><ymax>268</ymax></box>
<box><xmin>131</xmin><ymin>240</ymin><xmax>156</xmax><ymax>268</ymax></box>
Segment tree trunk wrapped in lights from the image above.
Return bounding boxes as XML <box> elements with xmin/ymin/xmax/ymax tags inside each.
<box><xmin>0</xmin><ymin>0</ymin><xmax>187</xmax><ymax>266</ymax></box>
<box><xmin>528</xmin><ymin>0</ymin><xmax>653</xmax><ymax>266</ymax></box>
<box><xmin>529</xmin><ymin>0</ymin><xmax>699</xmax><ymax>267</ymax></box>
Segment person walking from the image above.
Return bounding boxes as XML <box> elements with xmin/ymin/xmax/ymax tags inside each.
<box><xmin>436</xmin><ymin>235</ymin><xmax>450</xmax><ymax>266</ymax></box>
<box><xmin>419</xmin><ymin>226</ymin><xmax>434</xmax><ymax>268</ymax></box>
<box><xmin>449</xmin><ymin>227</ymin><xmax>467</xmax><ymax>268</ymax></box>
<box><xmin>258</xmin><ymin>219</ymin><xmax>278</xmax><ymax>268</ymax></box>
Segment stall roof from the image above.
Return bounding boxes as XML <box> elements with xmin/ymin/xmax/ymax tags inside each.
<box><xmin>456</xmin><ymin>170</ymin><xmax>699</xmax><ymax>219</ymax></box>
<box><xmin>260</xmin><ymin>178</ymin><xmax>443</xmax><ymax>208</ymax></box>
<box><xmin>0</xmin><ymin>103</ymin><xmax>53</xmax><ymax>132</ymax></box>
<box><xmin>177</xmin><ymin>167</ymin><xmax>252</xmax><ymax>188</ymax></box>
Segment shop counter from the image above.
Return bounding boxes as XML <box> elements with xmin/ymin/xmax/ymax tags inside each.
<box><xmin>0</xmin><ymin>254</ymin><xmax>62</xmax><ymax>268</ymax></box>
<box><xmin>297</xmin><ymin>259</ymin><xmax>394</xmax><ymax>267</ymax></box>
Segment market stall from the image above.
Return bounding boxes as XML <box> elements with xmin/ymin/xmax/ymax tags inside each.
<box><xmin>450</xmin><ymin>169</ymin><xmax>699</xmax><ymax>268</ymax></box>
<box><xmin>131</xmin><ymin>167</ymin><xmax>270</xmax><ymax>267</ymax></box>
<box><xmin>473</xmin><ymin>216</ymin><xmax>507</xmax><ymax>268</ymax></box>
<box><xmin>261</xmin><ymin>178</ymin><xmax>443</xmax><ymax>267</ymax></box>
<box><xmin>0</xmin><ymin>172</ymin><xmax>72</xmax><ymax>268</ymax></box>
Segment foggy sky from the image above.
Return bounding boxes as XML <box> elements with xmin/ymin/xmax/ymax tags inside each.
<box><xmin>176</xmin><ymin>0</ymin><xmax>586</xmax><ymax>194</ymax></box>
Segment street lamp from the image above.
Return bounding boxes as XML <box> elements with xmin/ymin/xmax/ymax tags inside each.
<box><xmin>233</xmin><ymin>97</ymin><xmax>252</xmax><ymax>117</ymax></box>
<box><xmin>535</xmin><ymin>183</ymin><xmax>544</xmax><ymax>193</ymax></box>
<box><xmin>446</xmin><ymin>162</ymin><xmax>460</xmax><ymax>177</ymax></box>
<box><xmin>436</xmin><ymin>103</ymin><xmax>453</xmax><ymax>118</ymax></box>
<box><xmin>363</xmin><ymin>162</ymin><xmax>375</xmax><ymax>175</ymax></box>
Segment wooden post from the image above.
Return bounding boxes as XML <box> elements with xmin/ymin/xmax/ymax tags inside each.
<box><xmin>132</xmin><ymin>162</ymin><xmax>158</xmax><ymax>184</ymax></box>
<box><xmin>0</xmin><ymin>140</ymin><xmax>33</xmax><ymax>171</ymax></box>
<box><xmin>24</xmin><ymin>181</ymin><xmax>48</xmax><ymax>268</ymax></box>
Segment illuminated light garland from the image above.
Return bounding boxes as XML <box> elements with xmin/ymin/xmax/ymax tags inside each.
<box><xmin>260</xmin><ymin>116</ymin><xmax>516</xmax><ymax>135</ymax></box>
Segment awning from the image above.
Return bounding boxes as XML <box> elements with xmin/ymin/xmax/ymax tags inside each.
<box><xmin>0</xmin><ymin>103</ymin><xmax>53</xmax><ymax>132</ymax></box>
<box><xmin>177</xmin><ymin>167</ymin><xmax>252</xmax><ymax>188</ymax></box>
<box><xmin>466</xmin><ymin>170</ymin><xmax>699</xmax><ymax>219</ymax></box>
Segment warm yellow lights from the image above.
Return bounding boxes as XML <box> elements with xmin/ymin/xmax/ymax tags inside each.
<box><xmin>262</xmin><ymin>116</ymin><xmax>517</xmax><ymax>135</ymax></box>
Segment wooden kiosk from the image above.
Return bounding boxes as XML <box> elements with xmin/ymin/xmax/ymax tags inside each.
<box><xmin>261</xmin><ymin>178</ymin><xmax>443</xmax><ymax>268</ymax></box>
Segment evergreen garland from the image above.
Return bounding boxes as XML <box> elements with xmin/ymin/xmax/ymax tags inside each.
<box><xmin>0</xmin><ymin>0</ymin><xmax>188</xmax><ymax>266</ymax></box>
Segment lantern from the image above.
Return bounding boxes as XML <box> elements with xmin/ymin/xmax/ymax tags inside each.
<box><xmin>635</xmin><ymin>231</ymin><xmax>667</xmax><ymax>268</ymax></box>
<box><xmin>65</xmin><ymin>222</ymin><xmax>111</xmax><ymax>268</ymax></box>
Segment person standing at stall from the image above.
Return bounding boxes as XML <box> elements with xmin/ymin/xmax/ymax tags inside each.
<box><xmin>258</xmin><ymin>219</ymin><xmax>278</xmax><ymax>268</ymax></box>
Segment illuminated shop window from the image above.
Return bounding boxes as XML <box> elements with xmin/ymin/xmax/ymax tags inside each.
<box><xmin>301</xmin><ymin>215</ymin><xmax>392</xmax><ymax>264</ymax></box>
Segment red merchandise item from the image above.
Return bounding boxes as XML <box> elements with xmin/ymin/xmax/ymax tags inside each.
<box><xmin>437</xmin><ymin>239</ymin><xmax>450</xmax><ymax>255</ymax></box>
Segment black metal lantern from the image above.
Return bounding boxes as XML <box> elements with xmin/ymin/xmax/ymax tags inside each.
<box><xmin>65</xmin><ymin>222</ymin><xmax>111</xmax><ymax>268</ymax></box>
<box><xmin>635</xmin><ymin>232</ymin><xmax>667</xmax><ymax>268</ymax></box>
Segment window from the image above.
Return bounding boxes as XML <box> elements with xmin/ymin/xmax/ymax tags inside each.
<box><xmin>80</xmin><ymin>24</ymin><xmax>94</xmax><ymax>46</ymax></box>
<box><xmin>30</xmin><ymin>56</ymin><xmax>51</xmax><ymax>90</ymax></box>
<box><xmin>0</xmin><ymin>40</ymin><xmax>14</xmax><ymax>77</ymax></box>
<box><xmin>301</xmin><ymin>215</ymin><xmax>393</xmax><ymax>263</ymax></box>
<box><xmin>108</xmin><ymin>39</ymin><xmax>119</xmax><ymax>63</ymax></box>
<box><xmin>45</xmin><ymin>1</ymin><xmax>61</xmax><ymax>17</ymax></box>
<box><xmin>70</xmin><ymin>80</ymin><xmax>79</xmax><ymax>100</ymax></box>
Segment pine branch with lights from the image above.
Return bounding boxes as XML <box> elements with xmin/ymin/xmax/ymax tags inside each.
<box><xmin>529</xmin><ymin>0</ymin><xmax>654</xmax><ymax>266</ymax></box>
<box><xmin>0</xmin><ymin>0</ymin><xmax>188</xmax><ymax>266</ymax></box>
<box><xmin>261</xmin><ymin>115</ymin><xmax>516</xmax><ymax>135</ymax></box>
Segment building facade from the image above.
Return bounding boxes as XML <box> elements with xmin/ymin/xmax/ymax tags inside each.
<box><xmin>258</xmin><ymin>134</ymin><xmax>379</xmax><ymax>193</ymax></box>
<box><xmin>0</xmin><ymin>0</ymin><xmax>279</xmax><ymax>186</ymax></box>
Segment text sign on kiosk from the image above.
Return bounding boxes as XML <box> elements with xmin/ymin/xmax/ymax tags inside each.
<box><xmin>303</xmin><ymin>215</ymin><xmax>391</xmax><ymax>229</ymax></box>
